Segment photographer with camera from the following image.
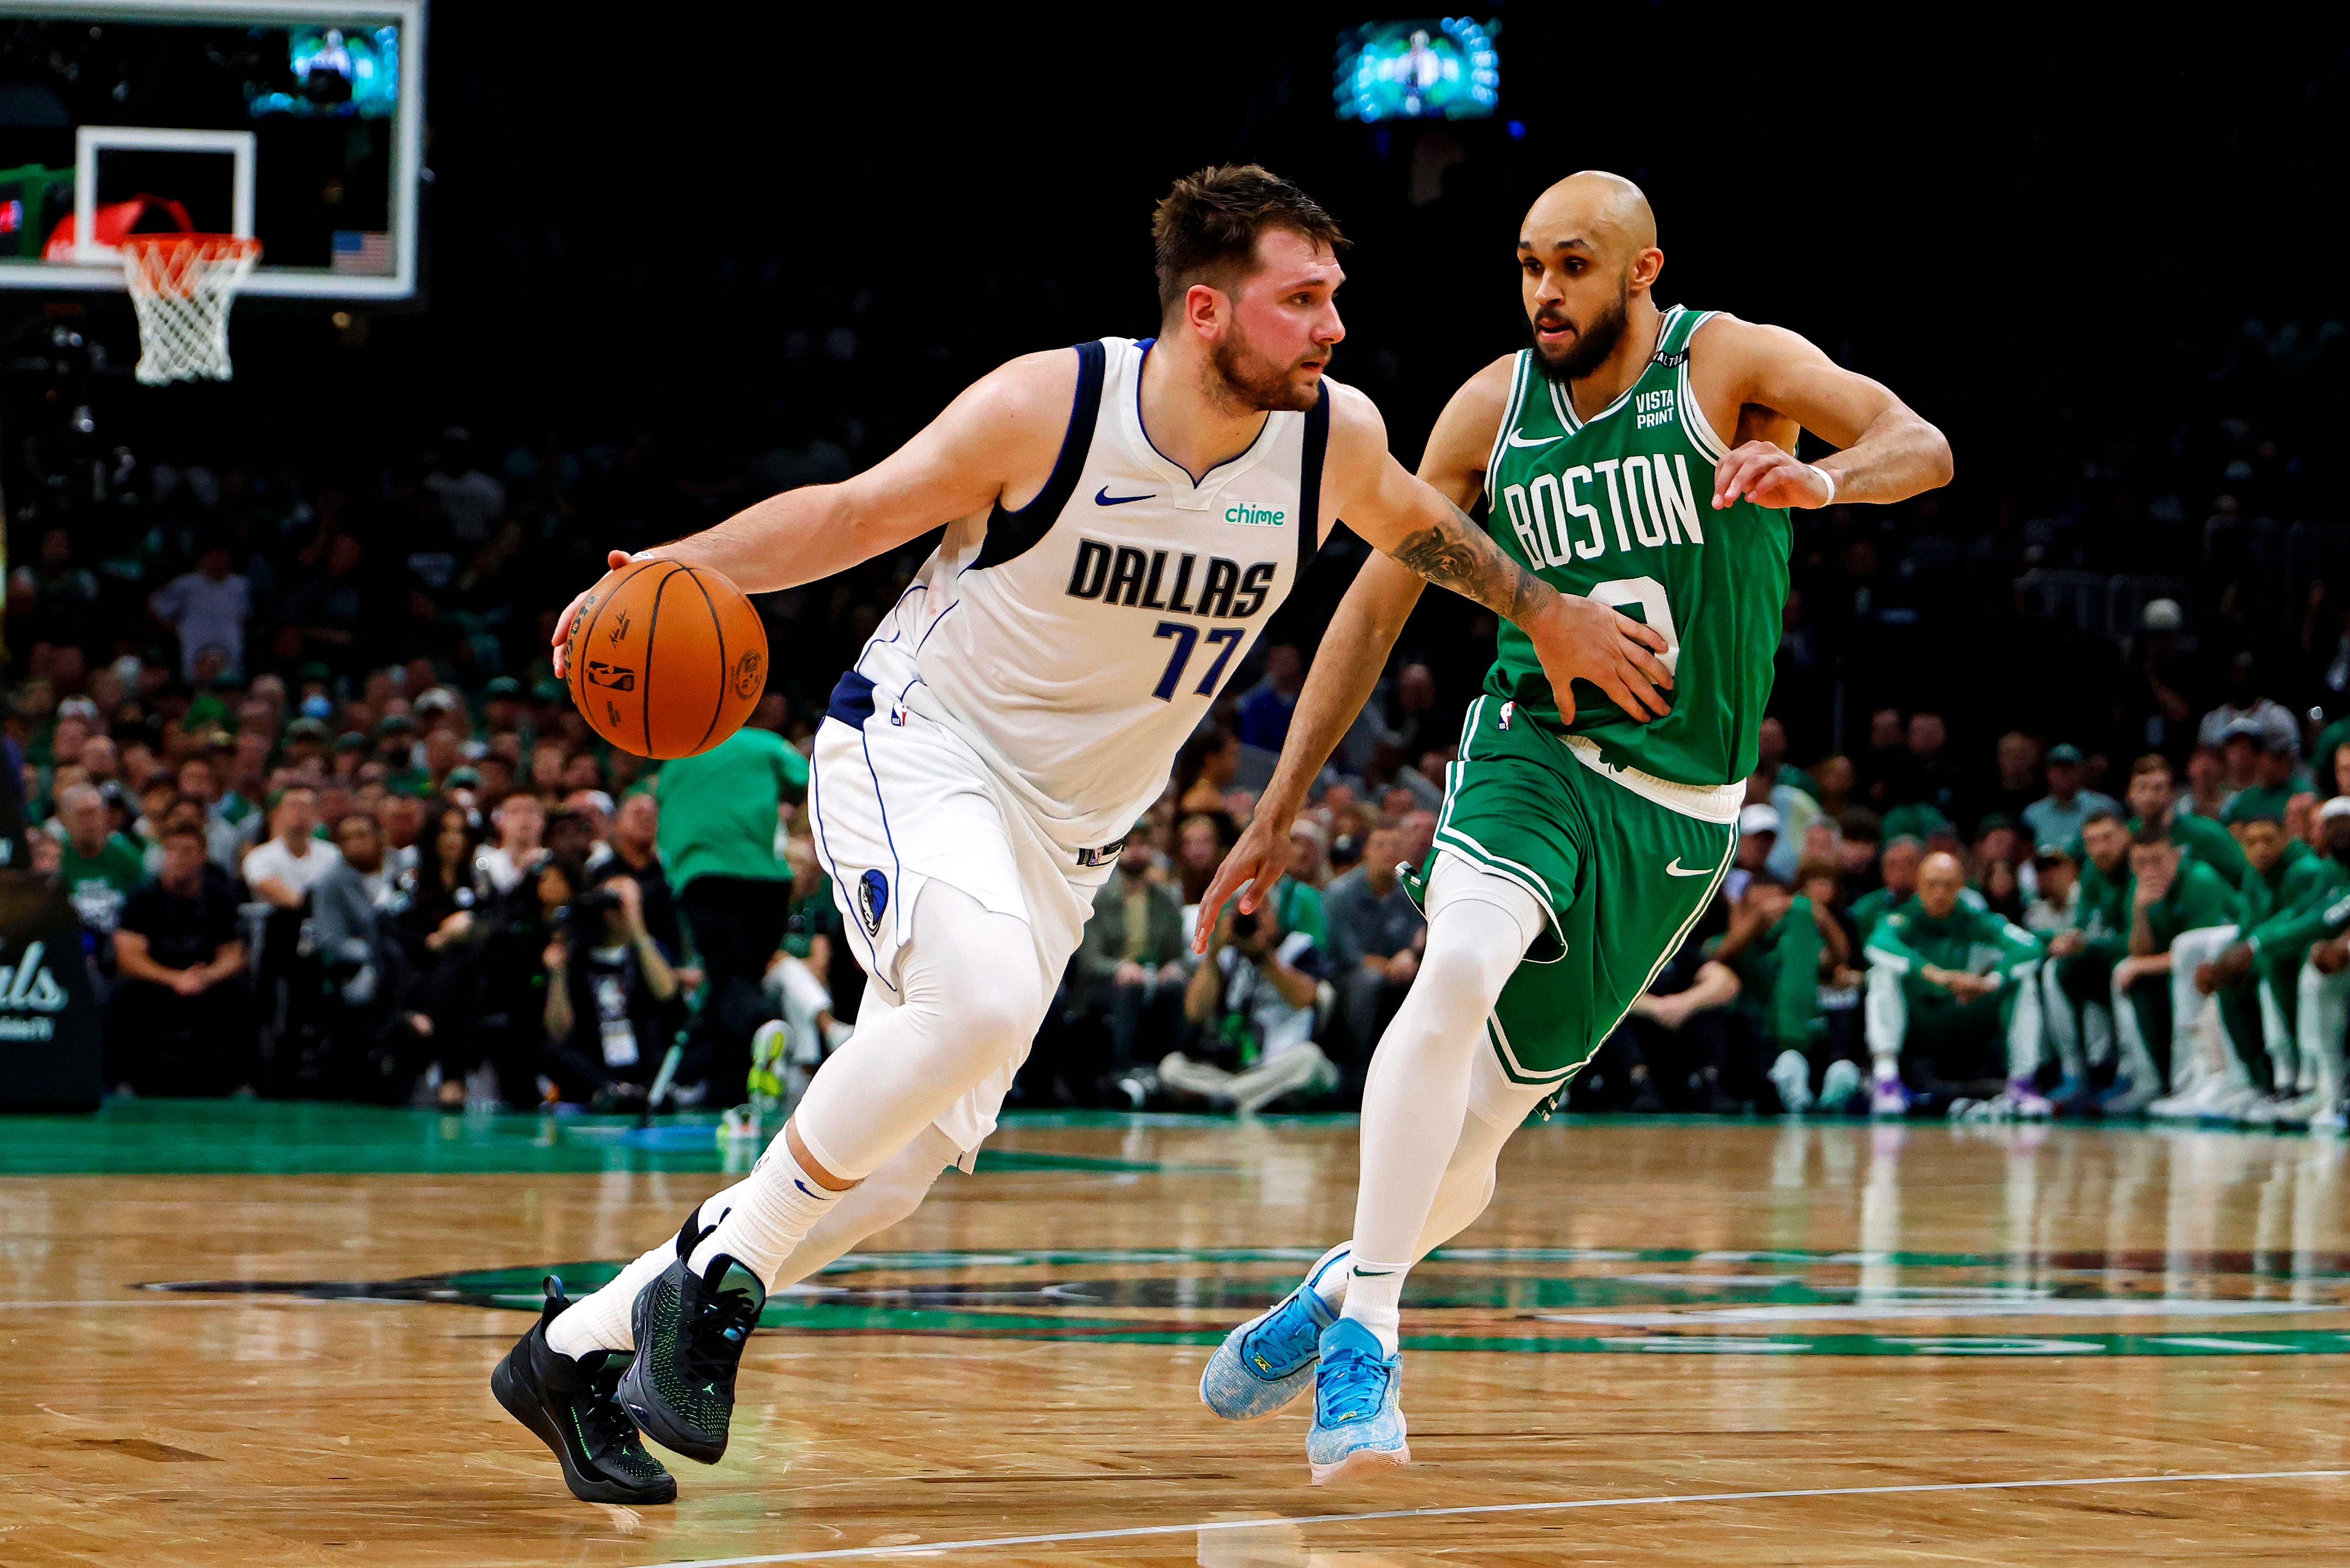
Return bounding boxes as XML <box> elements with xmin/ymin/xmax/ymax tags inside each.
<box><xmin>1160</xmin><ymin>891</ymin><xmax>1336</xmax><ymax>1115</ymax></box>
<box><xmin>541</xmin><ymin>863</ymin><xmax>684</xmax><ymax>1112</ymax></box>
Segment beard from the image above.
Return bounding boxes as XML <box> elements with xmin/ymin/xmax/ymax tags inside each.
<box><xmin>1208</xmin><ymin>329</ymin><xmax>1326</xmax><ymax>413</ymax></box>
<box><xmin>1531</xmin><ymin>287</ymin><xmax>1630</xmax><ymax>384</ymax></box>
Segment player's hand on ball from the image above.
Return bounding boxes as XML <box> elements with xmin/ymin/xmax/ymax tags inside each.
<box><xmin>550</xmin><ymin>549</ymin><xmax>634</xmax><ymax>678</ymax></box>
<box><xmin>1713</xmin><ymin>442</ymin><xmax>1833</xmax><ymax>510</ymax></box>
<box><xmin>1527</xmin><ymin>593</ymin><xmax>1672</xmax><ymax>724</ymax></box>
<box><xmin>1193</xmin><ymin>814</ymin><xmax>1291</xmax><ymax>955</ymax></box>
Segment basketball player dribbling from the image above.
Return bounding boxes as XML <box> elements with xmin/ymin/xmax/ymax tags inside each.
<box><xmin>1192</xmin><ymin>172</ymin><xmax>1954</xmax><ymax>1482</ymax></box>
<box><xmin>495</xmin><ymin>165</ymin><xmax>1678</xmax><ymax>1504</ymax></box>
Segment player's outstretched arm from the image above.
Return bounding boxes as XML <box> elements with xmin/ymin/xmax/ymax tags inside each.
<box><xmin>1196</xmin><ymin>363</ymin><xmax>1495</xmax><ymax>933</ymax></box>
<box><xmin>1323</xmin><ymin>382</ymin><xmax>1674</xmax><ymax>725</ymax></box>
<box><xmin>550</xmin><ymin>350</ymin><xmax>1077</xmax><ymax>675</ymax></box>
<box><xmin>1694</xmin><ymin>316</ymin><xmax>1953</xmax><ymax>512</ymax></box>
<box><xmin>1197</xmin><ymin>363</ymin><xmax>1665</xmax><ymax>940</ymax></box>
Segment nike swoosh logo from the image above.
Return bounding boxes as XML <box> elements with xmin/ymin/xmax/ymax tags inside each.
<box><xmin>1351</xmin><ymin>1267</ymin><xmax>1399</xmax><ymax>1278</ymax></box>
<box><xmin>1665</xmin><ymin>858</ymin><xmax>1713</xmax><ymax>877</ymax></box>
<box><xmin>1504</xmin><ymin>430</ymin><xmax>1561</xmax><ymax>448</ymax></box>
<box><xmin>1095</xmin><ymin>487</ymin><xmax>1155</xmax><ymax>505</ymax></box>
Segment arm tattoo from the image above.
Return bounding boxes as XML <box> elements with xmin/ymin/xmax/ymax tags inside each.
<box><xmin>1393</xmin><ymin>498</ymin><xmax>1553</xmax><ymax>624</ymax></box>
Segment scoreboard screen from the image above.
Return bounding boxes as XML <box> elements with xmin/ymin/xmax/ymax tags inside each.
<box><xmin>1334</xmin><ymin>19</ymin><xmax>1499</xmax><ymax>123</ymax></box>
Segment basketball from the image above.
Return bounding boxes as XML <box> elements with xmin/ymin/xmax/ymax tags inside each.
<box><xmin>565</xmin><ymin>558</ymin><xmax>767</xmax><ymax>758</ymax></box>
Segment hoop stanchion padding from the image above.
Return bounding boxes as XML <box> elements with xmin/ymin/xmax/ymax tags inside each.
<box><xmin>120</xmin><ymin>234</ymin><xmax>261</xmax><ymax>385</ymax></box>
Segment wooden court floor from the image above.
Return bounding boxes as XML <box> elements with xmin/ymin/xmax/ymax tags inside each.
<box><xmin>3</xmin><ymin>1103</ymin><xmax>2346</xmax><ymax>1566</ymax></box>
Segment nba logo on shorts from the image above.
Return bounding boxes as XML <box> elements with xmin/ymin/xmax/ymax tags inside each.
<box><xmin>857</xmin><ymin>869</ymin><xmax>890</xmax><ymax>936</ymax></box>
<box><xmin>1499</xmin><ymin>700</ymin><xmax>1515</xmax><ymax>731</ymax></box>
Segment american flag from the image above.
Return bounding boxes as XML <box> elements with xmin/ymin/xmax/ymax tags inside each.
<box><xmin>331</xmin><ymin>229</ymin><xmax>392</xmax><ymax>275</ymax></box>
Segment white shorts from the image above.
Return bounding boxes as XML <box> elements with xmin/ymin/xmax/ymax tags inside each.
<box><xmin>808</xmin><ymin>684</ymin><xmax>1115</xmax><ymax>1161</ymax></box>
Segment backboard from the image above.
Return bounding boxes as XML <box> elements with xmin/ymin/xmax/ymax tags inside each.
<box><xmin>0</xmin><ymin>0</ymin><xmax>424</xmax><ymax>299</ymax></box>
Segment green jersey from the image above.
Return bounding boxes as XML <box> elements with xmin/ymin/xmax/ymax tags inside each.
<box><xmin>57</xmin><ymin>830</ymin><xmax>148</xmax><ymax>933</ymax></box>
<box><xmin>2071</xmin><ymin>854</ymin><xmax>2134</xmax><ymax>961</ymax></box>
<box><xmin>2133</xmin><ymin>856</ymin><xmax>2235</xmax><ymax>948</ymax></box>
<box><xmin>1853</xmin><ymin>880</ymin><xmax>1983</xmax><ymax>945</ymax></box>
<box><xmin>1482</xmin><ymin>306</ymin><xmax>1791</xmax><ymax>788</ymax></box>
<box><xmin>2249</xmin><ymin>855</ymin><xmax>2350</xmax><ymax>958</ymax></box>
<box><xmin>2134</xmin><ymin>810</ymin><xmax>2249</xmax><ymax>888</ymax></box>
<box><xmin>2235</xmin><ymin>852</ymin><xmax>2303</xmax><ymax>931</ymax></box>
<box><xmin>1863</xmin><ymin>898</ymin><xmax>2041</xmax><ymax>982</ymax></box>
<box><xmin>653</xmin><ymin>727</ymin><xmax>809</xmax><ymax>892</ymax></box>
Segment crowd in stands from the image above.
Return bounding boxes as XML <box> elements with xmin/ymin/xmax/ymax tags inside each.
<box><xmin>1</xmin><ymin>287</ymin><xmax>2346</xmax><ymax>1130</ymax></box>
<box><xmin>14</xmin><ymin>563</ymin><xmax>2350</xmax><ymax>1134</ymax></box>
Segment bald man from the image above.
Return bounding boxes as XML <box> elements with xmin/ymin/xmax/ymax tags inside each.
<box><xmin>1861</xmin><ymin>850</ymin><xmax>2045</xmax><ymax>1113</ymax></box>
<box><xmin>1194</xmin><ymin>171</ymin><xmax>1952</xmax><ymax>1483</ymax></box>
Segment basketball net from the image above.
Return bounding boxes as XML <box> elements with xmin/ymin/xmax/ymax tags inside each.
<box><xmin>120</xmin><ymin>234</ymin><xmax>261</xmax><ymax>386</ymax></box>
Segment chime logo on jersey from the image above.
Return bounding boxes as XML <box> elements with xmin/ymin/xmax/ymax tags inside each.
<box><xmin>1064</xmin><ymin>539</ymin><xmax>1278</xmax><ymax>619</ymax></box>
<box><xmin>1221</xmin><ymin>499</ymin><xmax>1286</xmax><ymax>527</ymax></box>
<box><xmin>1496</xmin><ymin>451</ymin><xmax>1706</xmax><ymax>571</ymax></box>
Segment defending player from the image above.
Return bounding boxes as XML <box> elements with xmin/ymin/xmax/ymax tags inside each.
<box><xmin>1193</xmin><ymin>172</ymin><xmax>1953</xmax><ymax>1483</ymax></box>
<box><xmin>492</xmin><ymin>166</ymin><xmax>1677</xmax><ymax>1504</ymax></box>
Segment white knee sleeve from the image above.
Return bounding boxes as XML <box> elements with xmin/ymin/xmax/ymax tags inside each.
<box><xmin>1350</xmin><ymin>860</ymin><xmax>1541</xmax><ymax>1272</ymax></box>
<box><xmin>793</xmin><ymin>882</ymin><xmax>1045</xmax><ymax>1181</ymax></box>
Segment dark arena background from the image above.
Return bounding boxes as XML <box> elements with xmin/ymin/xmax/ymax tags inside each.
<box><xmin>2</xmin><ymin>6</ymin><xmax>2348</xmax><ymax>1565</ymax></box>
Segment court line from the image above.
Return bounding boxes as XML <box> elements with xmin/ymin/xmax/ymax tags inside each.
<box><xmin>627</xmin><ymin>1468</ymin><xmax>2349</xmax><ymax>1567</ymax></box>
<box><xmin>0</xmin><ymin>1299</ymin><xmax>258</xmax><ymax>1309</ymax></box>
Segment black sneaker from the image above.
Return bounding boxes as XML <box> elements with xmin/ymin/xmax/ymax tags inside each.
<box><xmin>491</xmin><ymin>1276</ymin><xmax>678</xmax><ymax>1505</ymax></box>
<box><xmin>615</xmin><ymin>1209</ymin><xmax>767</xmax><ymax>1463</ymax></box>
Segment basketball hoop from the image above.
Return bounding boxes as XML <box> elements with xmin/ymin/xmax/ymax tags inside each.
<box><xmin>119</xmin><ymin>233</ymin><xmax>260</xmax><ymax>385</ymax></box>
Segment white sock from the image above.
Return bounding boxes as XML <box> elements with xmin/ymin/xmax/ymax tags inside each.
<box><xmin>763</xmin><ymin>1126</ymin><xmax>958</xmax><ymax>1290</ymax></box>
<box><xmin>546</xmin><ymin>880</ymin><xmax>1037</xmax><ymax>1359</ymax></box>
<box><xmin>1341</xmin><ymin>1260</ymin><xmax>1408</xmax><ymax>1354</ymax></box>
<box><xmin>545</xmin><ymin>1133</ymin><xmax>960</xmax><ymax>1362</ymax></box>
<box><xmin>546</xmin><ymin>1176</ymin><xmax>755</xmax><ymax>1359</ymax></box>
<box><xmin>1340</xmin><ymin>863</ymin><xmax>1537</xmax><ymax>1359</ymax></box>
<box><xmin>687</xmin><ymin>1134</ymin><xmax>844</xmax><ymax>1280</ymax></box>
<box><xmin>1302</xmin><ymin>1240</ymin><xmax>1353</xmax><ymax>1309</ymax></box>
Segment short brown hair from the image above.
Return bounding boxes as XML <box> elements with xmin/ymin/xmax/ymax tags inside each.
<box><xmin>1152</xmin><ymin>165</ymin><xmax>1347</xmax><ymax>316</ymax></box>
<box><xmin>2130</xmin><ymin>752</ymin><xmax>2174</xmax><ymax>780</ymax></box>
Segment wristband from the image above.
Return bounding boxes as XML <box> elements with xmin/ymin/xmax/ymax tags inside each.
<box><xmin>1808</xmin><ymin>464</ymin><xmax>1838</xmax><ymax>506</ymax></box>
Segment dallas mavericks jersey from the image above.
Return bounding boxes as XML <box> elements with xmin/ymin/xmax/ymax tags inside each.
<box><xmin>846</xmin><ymin>337</ymin><xmax>1327</xmax><ymax>849</ymax></box>
<box><xmin>1483</xmin><ymin>305</ymin><xmax>1789</xmax><ymax>794</ymax></box>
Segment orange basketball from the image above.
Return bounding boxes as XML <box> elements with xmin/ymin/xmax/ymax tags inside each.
<box><xmin>565</xmin><ymin>559</ymin><xmax>768</xmax><ymax>758</ymax></box>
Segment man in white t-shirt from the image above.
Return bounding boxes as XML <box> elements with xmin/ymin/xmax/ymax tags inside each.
<box><xmin>243</xmin><ymin>786</ymin><xmax>343</xmax><ymax>909</ymax></box>
<box><xmin>148</xmin><ymin>544</ymin><xmax>252</xmax><ymax>683</ymax></box>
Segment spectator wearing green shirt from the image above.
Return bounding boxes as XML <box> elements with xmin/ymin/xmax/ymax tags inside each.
<box><xmin>1716</xmin><ymin>867</ymin><xmax>1864</xmax><ymax>1115</ymax></box>
<box><xmin>2221</xmin><ymin>730</ymin><xmax>2313</xmax><ymax>824</ymax></box>
<box><xmin>2124</xmin><ymin>751</ymin><xmax>2248</xmax><ymax>888</ymax></box>
<box><xmin>2195</xmin><ymin>799</ymin><xmax>2350</xmax><ymax>1125</ymax></box>
<box><xmin>2112</xmin><ymin>832</ymin><xmax>2247</xmax><ymax>1119</ymax></box>
<box><xmin>52</xmin><ymin>782</ymin><xmax>147</xmax><ymax>941</ymax></box>
<box><xmin>2308</xmin><ymin>717</ymin><xmax>2350</xmax><ymax>799</ymax></box>
<box><xmin>654</xmin><ymin>724</ymin><xmax>809</xmax><ymax>1101</ymax></box>
<box><xmin>2038</xmin><ymin>810</ymin><xmax>2133</xmax><ymax>1107</ymax></box>
<box><xmin>2205</xmin><ymin>803</ymin><xmax>2304</xmax><ymax>1100</ymax></box>
<box><xmin>1862</xmin><ymin>851</ymin><xmax>2044</xmax><ymax>1115</ymax></box>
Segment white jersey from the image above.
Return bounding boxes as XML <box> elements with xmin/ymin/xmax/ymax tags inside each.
<box><xmin>831</xmin><ymin>336</ymin><xmax>1329</xmax><ymax>851</ymax></box>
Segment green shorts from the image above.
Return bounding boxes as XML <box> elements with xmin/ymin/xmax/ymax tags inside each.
<box><xmin>1406</xmin><ymin>695</ymin><xmax>1737</xmax><ymax>1088</ymax></box>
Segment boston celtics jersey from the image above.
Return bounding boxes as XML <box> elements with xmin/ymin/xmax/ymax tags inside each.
<box><xmin>1482</xmin><ymin>305</ymin><xmax>1790</xmax><ymax>807</ymax></box>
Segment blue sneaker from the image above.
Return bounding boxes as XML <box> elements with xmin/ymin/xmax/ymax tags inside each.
<box><xmin>1199</xmin><ymin>1269</ymin><xmax>1340</xmax><ymax>1421</ymax></box>
<box><xmin>1306</xmin><ymin>1319</ymin><xmax>1409</xmax><ymax>1484</ymax></box>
